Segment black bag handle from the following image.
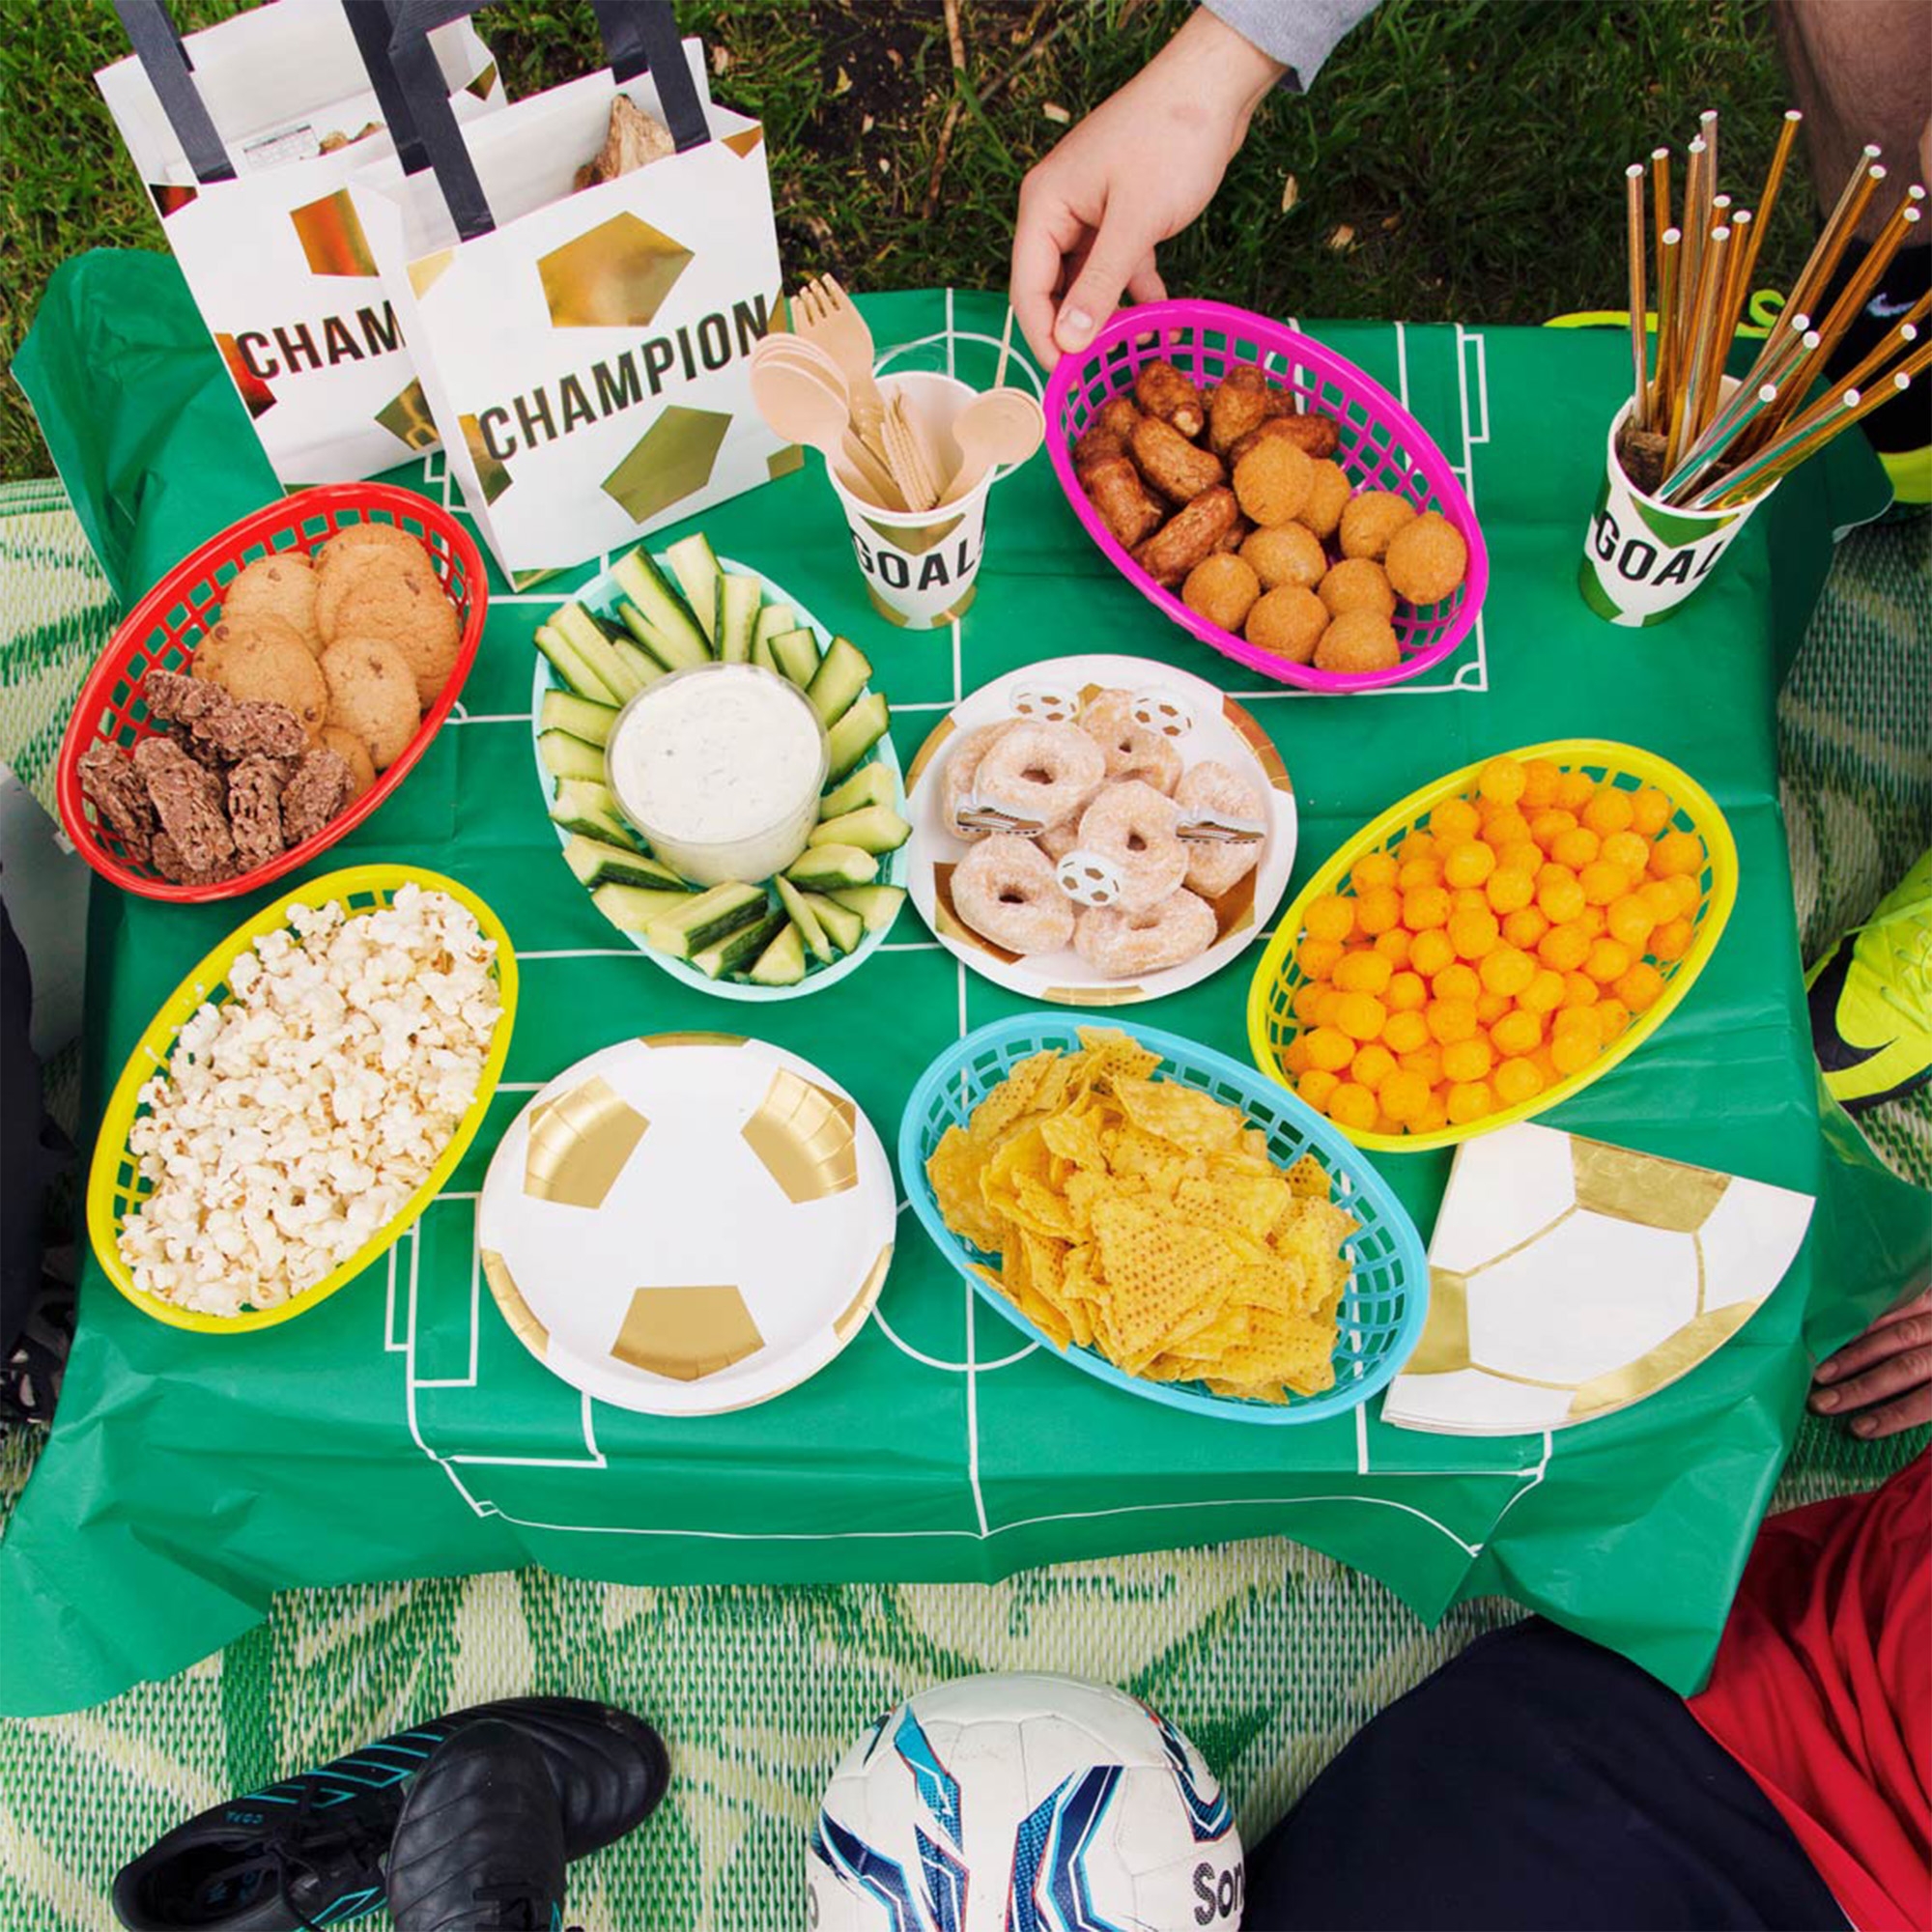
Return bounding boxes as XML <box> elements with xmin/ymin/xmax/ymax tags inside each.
<box><xmin>112</xmin><ymin>0</ymin><xmax>236</xmax><ymax>184</ymax></box>
<box><xmin>387</xmin><ymin>0</ymin><xmax>709</xmax><ymax>243</ymax></box>
<box><xmin>112</xmin><ymin>0</ymin><xmax>440</xmax><ymax>187</ymax></box>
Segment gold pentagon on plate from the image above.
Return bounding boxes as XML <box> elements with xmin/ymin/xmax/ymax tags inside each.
<box><xmin>524</xmin><ymin>1074</ymin><xmax>649</xmax><ymax>1209</ymax></box>
<box><xmin>480</xmin><ymin>1249</ymin><xmax>549</xmax><ymax>1359</ymax></box>
<box><xmin>538</xmin><ymin>211</ymin><xmax>694</xmax><ymax>328</ymax></box>
<box><xmin>740</xmin><ymin>1067</ymin><xmax>859</xmax><ymax>1205</ymax></box>
<box><xmin>613</xmin><ymin>1285</ymin><xmax>765</xmax><ymax>1380</ymax></box>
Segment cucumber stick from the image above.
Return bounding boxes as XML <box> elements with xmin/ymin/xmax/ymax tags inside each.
<box><xmin>534</xmin><ymin>624</ymin><xmax>619</xmax><ymax>704</ymax></box>
<box><xmin>768</xmin><ymin>627</ymin><xmax>821</xmax><ymax>688</ymax></box>
<box><xmin>775</xmin><ymin>876</ymin><xmax>834</xmax><ymax>965</ymax></box>
<box><xmin>819</xmin><ymin>763</ymin><xmax>896</xmax><ymax>819</ymax></box>
<box><xmin>802</xmin><ymin>891</ymin><xmax>864</xmax><ymax>954</ymax></box>
<box><xmin>553</xmin><ymin>602</ymin><xmax>647</xmax><ymax>699</ymax></box>
<box><xmin>810</xmin><ymin>803</ymin><xmax>909</xmax><ymax>854</ymax></box>
<box><xmin>753</xmin><ymin>604</ymin><xmax>795</xmax><ymax>647</ymax></box>
<box><xmin>748</xmin><ymin>923</ymin><xmax>807</xmax><ymax>986</ymax></box>
<box><xmin>663</xmin><ymin>533</ymin><xmax>722</xmax><ymax>644</ymax></box>
<box><xmin>714</xmin><ymin>572</ymin><xmax>761</xmax><ymax>665</ymax></box>
<box><xmin>562</xmin><ymin>835</ymin><xmax>686</xmax><ymax>892</ymax></box>
<box><xmin>827</xmin><ymin>884</ymin><xmax>905</xmax><ymax>934</ymax></box>
<box><xmin>825</xmin><ymin>692</ymin><xmax>891</xmax><ymax>782</ymax></box>
<box><xmin>549</xmin><ymin>781</ymin><xmax>636</xmax><ymax>847</ymax></box>
<box><xmin>804</xmin><ymin>636</ymin><xmax>871</xmax><ymax>727</ymax></box>
<box><xmin>592</xmin><ymin>882</ymin><xmax>696</xmax><ymax>933</ymax></box>
<box><xmin>693</xmin><ymin>911</ymin><xmax>786</xmax><ymax>980</ymax></box>
<box><xmin>538</xmin><ymin>729</ymin><xmax>606</xmax><ymax>784</ymax></box>
<box><xmin>612</xmin><ymin>548</ymin><xmax>710</xmax><ymax>668</ymax></box>
<box><xmin>539</xmin><ymin>689</ymin><xmax>618</xmax><ymax>746</ymax></box>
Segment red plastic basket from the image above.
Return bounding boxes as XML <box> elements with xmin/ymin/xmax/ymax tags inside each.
<box><xmin>1043</xmin><ymin>299</ymin><xmax>1489</xmax><ymax>694</ymax></box>
<box><xmin>56</xmin><ymin>483</ymin><xmax>488</xmax><ymax>902</ymax></box>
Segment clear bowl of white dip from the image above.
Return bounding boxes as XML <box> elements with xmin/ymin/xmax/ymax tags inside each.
<box><xmin>605</xmin><ymin>663</ymin><xmax>829</xmax><ymax>887</ymax></box>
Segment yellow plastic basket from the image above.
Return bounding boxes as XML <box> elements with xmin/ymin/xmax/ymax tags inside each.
<box><xmin>1246</xmin><ymin>740</ymin><xmax>1738</xmax><ymax>1154</ymax></box>
<box><xmin>87</xmin><ymin>865</ymin><xmax>519</xmax><ymax>1334</ymax></box>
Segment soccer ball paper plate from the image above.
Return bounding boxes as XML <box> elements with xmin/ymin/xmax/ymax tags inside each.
<box><xmin>903</xmin><ymin>654</ymin><xmax>1297</xmax><ymax>1006</ymax></box>
<box><xmin>476</xmin><ymin>1035</ymin><xmax>895</xmax><ymax>1416</ymax></box>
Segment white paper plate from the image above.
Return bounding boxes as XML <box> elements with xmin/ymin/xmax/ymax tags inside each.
<box><xmin>476</xmin><ymin>1034</ymin><xmax>895</xmax><ymax>1416</ymax></box>
<box><xmin>903</xmin><ymin>654</ymin><xmax>1297</xmax><ymax>1005</ymax></box>
<box><xmin>529</xmin><ymin>554</ymin><xmax>906</xmax><ymax>1002</ymax></box>
<box><xmin>1381</xmin><ymin>1122</ymin><xmax>1813</xmax><ymax>1435</ymax></box>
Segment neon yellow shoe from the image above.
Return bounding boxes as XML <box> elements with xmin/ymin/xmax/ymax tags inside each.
<box><xmin>1806</xmin><ymin>848</ymin><xmax>1932</xmax><ymax>1112</ymax></box>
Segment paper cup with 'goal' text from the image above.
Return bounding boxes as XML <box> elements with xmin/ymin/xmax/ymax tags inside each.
<box><xmin>1578</xmin><ymin>388</ymin><xmax>1779</xmax><ymax>627</ymax></box>
<box><xmin>829</xmin><ymin>372</ymin><xmax>989</xmax><ymax>630</ymax></box>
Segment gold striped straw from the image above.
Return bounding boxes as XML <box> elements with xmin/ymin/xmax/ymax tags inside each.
<box><xmin>1734</xmin><ymin>109</ymin><xmax>1803</xmax><ymax>301</ymax></box>
<box><xmin>1652</xmin><ymin>227</ymin><xmax>1683</xmax><ymax>426</ymax></box>
<box><xmin>1671</xmin><ymin>224</ymin><xmax>1732</xmax><ymax>472</ymax></box>
<box><xmin>1787</xmin><ymin>152</ymin><xmax>1884</xmax><ymax>319</ymax></box>
<box><xmin>1699</xmin><ymin>109</ymin><xmax>1719</xmax><ymax>198</ymax></box>
<box><xmin>1661</xmin><ymin>383</ymin><xmax>1779</xmax><ymax>500</ymax></box>
<box><xmin>1690</xmin><ymin>387</ymin><xmax>1861</xmax><ymax>508</ymax></box>
<box><xmin>1681</xmin><ymin>137</ymin><xmax>1712</xmax><ymax>338</ymax></box>
<box><xmin>1684</xmin><ymin>321</ymin><xmax>1813</xmax><ymax>475</ymax></box>
<box><xmin>1627</xmin><ymin>164</ymin><xmax>1650</xmax><ymax>429</ymax></box>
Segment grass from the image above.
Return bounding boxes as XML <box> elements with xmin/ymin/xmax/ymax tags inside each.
<box><xmin>0</xmin><ymin>0</ymin><xmax>1811</xmax><ymax>483</ymax></box>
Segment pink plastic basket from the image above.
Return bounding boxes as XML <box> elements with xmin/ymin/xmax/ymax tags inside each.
<box><xmin>1044</xmin><ymin>300</ymin><xmax>1489</xmax><ymax>694</ymax></box>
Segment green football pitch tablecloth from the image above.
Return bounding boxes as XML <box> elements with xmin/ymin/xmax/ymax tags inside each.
<box><xmin>6</xmin><ymin>269</ymin><xmax>1928</xmax><ymax>1718</ymax></box>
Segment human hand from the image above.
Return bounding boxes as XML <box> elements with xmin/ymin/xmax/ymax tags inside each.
<box><xmin>1810</xmin><ymin>1287</ymin><xmax>1932</xmax><ymax>1437</ymax></box>
<box><xmin>1009</xmin><ymin>10</ymin><xmax>1285</xmax><ymax>369</ymax></box>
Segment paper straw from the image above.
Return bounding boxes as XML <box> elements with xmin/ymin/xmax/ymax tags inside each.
<box><xmin>1661</xmin><ymin>384</ymin><xmax>1779</xmax><ymax>499</ymax></box>
<box><xmin>1787</xmin><ymin>152</ymin><xmax>1884</xmax><ymax>319</ymax></box>
<box><xmin>1670</xmin><ymin>224</ymin><xmax>1731</xmax><ymax>472</ymax></box>
<box><xmin>1699</xmin><ymin>371</ymin><xmax>1918</xmax><ymax>510</ymax></box>
<box><xmin>1627</xmin><ymin>164</ymin><xmax>1650</xmax><ymax>428</ymax></box>
<box><xmin>1734</xmin><ymin>109</ymin><xmax>1802</xmax><ymax>299</ymax></box>
<box><xmin>1681</xmin><ymin>138</ymin><xmax>1711</xmax><ymax>338</ymax></box>
<box><xmin>1652</xmin><ymin>227</ymin><xmax>1683</xmax><ymax>424</ymax></box>
<box><xmin>1699</xmin><ymin>109</ymin><xmax>1719</xmax><ymax>200</ymax></box>
<box><xmin>994</xmin><ymin>302</ymin><xmax>1016</xmax><ymax>390</ymax></box>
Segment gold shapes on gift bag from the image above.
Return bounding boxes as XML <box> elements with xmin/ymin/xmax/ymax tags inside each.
<box><xmin>538</xmin><ymin>212</ymin><xmax>695</xmax><ymax>330</ymax></box>
<box><xmin>600</xmin><ymin>404</ymin><xmax>731</xmax><ymax>524</ymax></box>
<box><xmin>289</xmin><ymin>188</ymin><xmax>380</xmax><ymax>278</ymax></box>
<box><xmin>460</xmin><ymin>414</ymin><xmax>514</xmax><ymax>504</ymax></box>
<box><xmin>376</xmin><ymin>380</ymin><xmax>439</xmax><ymax>453</ymax></box>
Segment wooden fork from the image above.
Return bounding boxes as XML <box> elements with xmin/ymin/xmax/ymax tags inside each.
<box><xmin>793</xmin><ymin>275</ymin><xmax>892</xmax><ymax>463</ymax></box>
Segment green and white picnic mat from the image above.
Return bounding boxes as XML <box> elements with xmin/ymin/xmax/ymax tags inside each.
<box><xmin>1</xmin><ymin>274</ymin><xmax>1925</xmax><ymax>1930</ymax></box>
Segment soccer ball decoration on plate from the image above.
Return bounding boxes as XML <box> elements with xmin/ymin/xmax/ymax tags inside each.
<box><xmin>810</xmin><ymin>1673</ymin><xmax>1245</xmax><ymax>1932</ymax></box>
<box><xmin>903</xmin><ymin>654</ymin><xmax>1296</xmax><ymax>1005</ymax></box>
<box><xmin>531</xmin><ymin>531</ymin><xmax>907</xmax><ymax>999</ymax></box>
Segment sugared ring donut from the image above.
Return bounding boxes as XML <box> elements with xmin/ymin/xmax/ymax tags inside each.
<box><xmin>971</xmin><ymin>722</ymin><xmax>1107</xmax><ymax>831</ymax></box>
<box><xmin>1074</xmin><ymin>889</ymin><xmax>1218</xmax><ymax>979</ymax></box>
<box><xmin>1078</xmin><ymin>690</ymin><xmax>1183</xmax><ymax>795</ymax></box>
<box><xmin>1175</xmin><ymin>758</ymin><xmax>1264</xmax><ymax>898</ymax></box>
<box><xmin>951</xmin><ymin>835</ymin><xmax>1075</xmax><ymax>955</ymax></box>
<box><xmin>1074</xmin><ymin>780</ymin><xmax>1188</xmax><ymax>911</ymax></box>
<box><xmin>941</xmin><ymin>723</ymin><xmax>1015</xmax><ymax>840</ymax></box>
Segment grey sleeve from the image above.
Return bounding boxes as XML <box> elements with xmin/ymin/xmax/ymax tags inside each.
<box><xmin>1199</xmin><ymin>0</ymin><xmax>1381</xmax><ymax>90</ymax></box>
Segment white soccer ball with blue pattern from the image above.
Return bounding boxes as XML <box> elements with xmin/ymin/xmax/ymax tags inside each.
<box><xmin>809</xmin><ymin>1671</ymin><xmax>1244</xmax><ymax>1932</ymax></box>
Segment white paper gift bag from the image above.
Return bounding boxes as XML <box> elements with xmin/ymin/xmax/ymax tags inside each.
<box><xmin>97</xmin><ymin>0</ymin><xmax>503</xmax><ymax>486</ymax></box>
<box><xmin>350</xmin><ymin>0</ymin><xmax>789</xmax><ymax>581</ymax></box>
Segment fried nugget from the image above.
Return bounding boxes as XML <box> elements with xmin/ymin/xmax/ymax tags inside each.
<box><xmin>76</xmin><ymin>742</ymin><xmax>156</xmax><ymax>861</ymax></box>
<box><xmin>1383</xmin><ymin>509</ymin><xmax>1469</xmax><ymax>606</ymax></box>
<box><xmin>1073</xmin><ymin>421</ymin><xmax>1129</xmax><ymax>474</ymax></box>
<box><xmin>1129</xmin><ymin>415</ymin><xmax>1226</xmax><ymax>503</ymax></box>
<box><xmin>1339</xmin><ymin>489</ymin><xmax>1417</xmax><ymax>561</ymax></box>
<box><xmin>1245</xmin><ymin>585</ymin><xmax>1328</xmax><ymax>665</ymax></box>
<box><xmin>1319</xmin><ymin>556</ymin><xmax>1397</xmax><ymax>619</ymax></box>
<box><xmin>1228</xmin><ymin>412</ymin><xmax>1342</xmax><ymax>464</ymax></box>
<box><xmin>1133</xmin><ymin>358</ymin><xmax>1206</xmax><ymax>439</ymax></box>
<box><xmin>1083</xmin><ymin>456</ymin><xmax>1166</xmax><ymax>548</ymax></box>
<box><xmin>1301</xmin><ymin>460</ymin><xmax>1353</xmax><ymax>539</ymax></box>
<box><xmin>1208</xmin><ymin>365</ymin><xmax>1285</xmax><ymax>454</ymax></box>
<box><xmin>1095</xmin><ymin>395</ymin><xmax>1143</xmax><ymax>440</ymax></box>
<box><xmin>1315</xmin><ymin>609</ymin><xmax>1403</xmax><ymax>674</ymax></box>
<box><xmin>1131</xmin><ymin>486</ymin><xmax>1239</xmax><ymax>585</ymax></box>
<box><xmin>1234</xmin><ymin>438</ymin><xmax>1315</xmax><ymax>526</ymax></box>
<box><xmin>1182</xmin><ymin>553</ymin><xmax>1263</xmax><ymax>632</ymax></box>
<box><xmin>1242</xmin><ymin>523</ymin><xmax>1327</xmax><ymax>590</ymax></box>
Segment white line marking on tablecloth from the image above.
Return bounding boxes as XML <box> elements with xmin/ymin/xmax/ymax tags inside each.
<box><xmin>1355</xmin><ymin>1404</ymin><xmax>1370</xmax><ymax>1475</ymax></box>
<box><xmin>446</xmin><ymin>713</ymin><xmax>531</xmax><ymax>726</ymax></box>
<box><xmin>1395</xmin><ymin>320</ymin><xmax>1409</xmax><ymax>412</ymax></box>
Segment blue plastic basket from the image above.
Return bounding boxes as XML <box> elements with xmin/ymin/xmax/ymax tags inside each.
<box><xmin>898</xmin><ymin>1013</ymin><xmax>1430</xmax><ymax>1425</ymax></box>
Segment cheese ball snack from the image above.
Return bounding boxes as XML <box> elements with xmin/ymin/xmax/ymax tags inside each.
<box><xmin>1319</xmin><ymin>556</ymin><xmax>1397</xmax><ymax>619</ymax></box>
<box><xmin>1383</xmin><ymin>509</ymin><xmax>1469</xmax><ymax>606</ymax></box>
<box><xmin>1233</xmin><ymin>438</ymin><xmax>1315</xmax><ymax>526</ymax></box>
<box><xmin>1132</xmin><ymin>486</ymin><xmax>1239</xmax><ymax>585</ymax></box>
<box><xmin>1339</xmin><ymin>489</ymin><xmax>1417</xmax><ymax>561</ymax></box>
<box><xmin>1129</xmin><ymin>415</ymin><xmax>1225</xmax><ymax>502</ymax></box>
<box><xmin>1245</xmin><ymin>584</ymin><xmax>1328</xmax><ymax>665</ymax></box>
<box><xmin>1083</xmin><ymin>456</ymin><xmax>1166</xmax><ymax>549</ymax></box>
<box><xmin>1182</xmin><ymin>552</ymin><xmax>1263</xmax><ymax>632</ymax></box>
<box><xmin>952</xmin><ymin>834</ymin><xmax>1076</xmax><ymax>954</ymax></box>
<box><xmin>1241</xmin><ymin>523</ymin><xmax>1326</xmax><ymax>590</ymax></box>
<box><xmin>1133</xmin><ymin>357</ymin><xmax>1206</xmax><ymax>438</ymax></box>
<box><xmin>1300</xmin><ymin>460</ymin><xmax>1353</xmax><ymax>540</ymax></box>
<box><xmin>1315</xmin><ymin>609</ymin><xmax>1402</xmax><ymax>675</ymax></box>
<box><xmin>1228</xmin><ymin>412</ymin><xmax>1341</xmax><ymax>464</ymax></box>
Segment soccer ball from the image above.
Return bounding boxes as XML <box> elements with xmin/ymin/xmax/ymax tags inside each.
<box><xmin>809</xmin><ymin>1671</ymin><xmax>1244</xmax><ymax>1932</ymax></box>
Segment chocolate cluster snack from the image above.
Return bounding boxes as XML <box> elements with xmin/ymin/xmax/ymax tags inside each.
<box><xmin>75</xmin><ymin>671</ymin><xmax>354</xmax><ymax>886</ymax></box>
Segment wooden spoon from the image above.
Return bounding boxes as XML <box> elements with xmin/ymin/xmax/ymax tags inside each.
<box><xmin>753</xmin><ymin>338</ymin><xmax>904</xmax><ymax>505</ymax></box>
<box><xmin>748</xmin><ymin>358</ymin><xmax>895</xmax><ymax>507</ymax></box>
<box><xmin>938</xmin><ymin>387</ymin><xmax>1044</xmax><ymax>504</ymax></box>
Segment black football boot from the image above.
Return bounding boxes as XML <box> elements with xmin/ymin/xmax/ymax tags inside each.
<box><xmin>384</xmin><ymin>1721</ymin><xmax>566</xmax><ymax>1932</ymax></box>
<box><xmin>113</xmin><ymin>1696</ymin><xmax>668</xmax><ymax>1929</ymax></box>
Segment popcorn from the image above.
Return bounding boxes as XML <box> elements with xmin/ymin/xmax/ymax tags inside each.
<box><xmin>118</xmin><ymin>885</ymin><xmax>499</xmax><ymax>1318</ymax></box>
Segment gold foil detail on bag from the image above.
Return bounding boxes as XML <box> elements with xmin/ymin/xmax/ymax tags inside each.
<box><xmin>722</xmin><ymin>126</ymin><xmax>766</xmax><ymax>158</ymax></box>
<box><xmin>861</xmin><ymin>513</ymin><xmax>963</xmax><ymax>558</ymax></box>
<box><xmin>1406</xmin><ymin>1267</ymin><xmax>1472</xmax><ymax>1376</ymax></box>
<box><xmin>375</xmin><ymin>379</ymin><xmax>439</xmax><ymax>452</ymax></box>
<box><xmin>215</xmin><ymin>335</ymin><xmax>276</xmax><ymax>419</ymax></box>
<box><xmin>538</xmin><ymin>211</ymin><xmax>694</xmax><ymax>329</ymax></box>
<box><xmin>767</xmin><ymin>443</ymin><xmax>805</xmax><ymax>481</ymax></box>
<box><xmin>741</xmin><ymin>1068</ymin><xmax>859</xmax><ymax>1204</ymax></box>
<box><xmin>290</xmin><ymin>188</ymin><xmax>379</xmax><ymax>277</ymax></box>
<box><xmin>480</xmin><ymin>1249</ymin><xmax>549</xmax><ymax>1358</ymax></box>
<box><xmin>902</xmin><ymin>719</ymin><xmax>955</xmax><ymax>794</ymax></box>
<box><xmin>523</xmin><ymin>1075</ymin><xmax>648</xmax><ymax>1208</ymax></box>
<box><xmin>465</xmin><ymin>60</ymin><xmax>499</xmax><ymax>100</ymax></box>
<box><xmin>1571</xmin><ymin>1138</ymin><xmax>1730</xmax><ymax>1233</ymax></box>
<box><xmin>460</xmin><ymin>414</ymin><xmax>514</xmax><ymax>504</ymax></box>
<box><xmin>601</xmin><ymin>404</ymin><xmax>732</xmax><ymax>524</ymax></box>
<box><xmin>410</xmin><ymin>248</ymin><xmax>456</xmax><ymax>299</ymax></box>
<box><xmin>640</xmin><ymin>1032</ymin><xmax>745</xmax><ymax>1049</ymax></box>
<box><xmin>1565</xmin><ymin>1297</ymin><xmax>1758</xmax><ymax>1420</ymax></box>
<box><xmin>612</xmin><ymin>1285</ymin><xmax>763</xmax><ymax>1380</ymax></box>
<box><xmin>1221</xmin><ymin>696</ymin><xmax>1293</xmax><ymax>793</ymax></box>
<box><xmin>834</xmin><ymin>1244</ymin><xmax>894</xmax><ymax>1339</ymax></box>
<box><xmin>150</xmin><ymin>182</ymin><xmax>197</xmax><ymax>219</ymax></box>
